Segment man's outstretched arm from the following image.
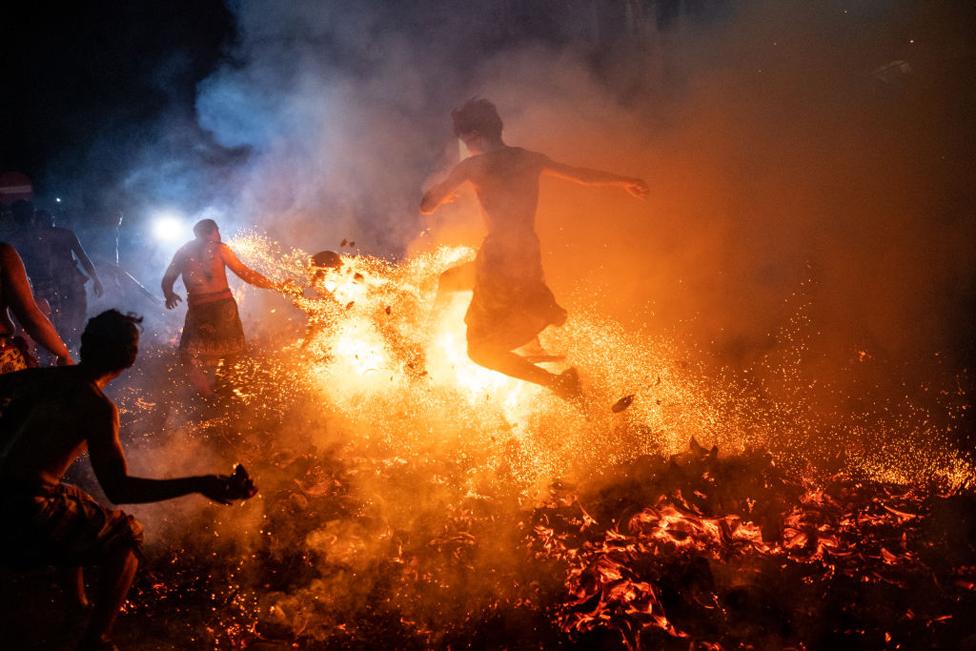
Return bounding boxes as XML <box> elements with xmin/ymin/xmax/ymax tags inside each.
<box><xmin>420</xmin><ymin>160</ymin><xmax>471</xmax><ymax>215</ymax></box>
<box><xmin>220</xmin><ymin>244</ymin><xmax>281</xmax><ymax>290</ymax></box>
<box><xmin>88</xmin><ymin>401</ymin><xmax>255</xmax><ymax>505</ymax></box>
<box><xmin>540</xmin><ymin>155</ymin><xmax>649</xmax><ymax>199</ymax></box>
<box><xmin>0</xmin><ymin>244</ymin><xmax>72</xmax><ymax>364</ymax></box>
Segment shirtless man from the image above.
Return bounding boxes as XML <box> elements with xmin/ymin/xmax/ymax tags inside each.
<box><xmin>0</xmin><ymin>242</ymin><xmax>73</xmax><ymax>372</ymax></box>
<box><xmin>420</xmin><ymin>99</ymin><xmax>648</xmax><ymax>400</ymax></box>
<box><xmin>0</xmin><ymin>310</ymin><xmax>256</xmax><ymax>650</ymax></box>
<box><xmin>161</xmin><ymin>219</ymin><xmax>285</xmax><ymax>395</ymax></box>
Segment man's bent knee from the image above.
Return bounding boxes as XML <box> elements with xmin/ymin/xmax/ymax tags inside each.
<box><xmin>467</xmin><ymin>339</ymin><xmax>501</xmax><ymax>369</ymax></box>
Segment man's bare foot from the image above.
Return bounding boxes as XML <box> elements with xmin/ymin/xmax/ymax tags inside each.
<box><xmin>552</xmin><ymin>367</ymin><xmax>583</xmax><ymax>402</ymax></box>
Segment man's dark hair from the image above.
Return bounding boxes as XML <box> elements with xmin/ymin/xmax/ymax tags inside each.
<box><xmin>451</xmin><ymin>98</ymin><xmax>503</xmax><ymax>139</ymax></box>
<box><xmin>10</xmin><ymin>200</ymin><xmax>34</xmax><ymax>226</ymax></box>
<box><xmin>193</xmin><ymin>218</ymin><xmax>219</xmax><ymax>238</ymax></box>
<box><xmin>80</xmin><ymin>310</ymin><xmax>143</xmax><ymax>374</ymax></box>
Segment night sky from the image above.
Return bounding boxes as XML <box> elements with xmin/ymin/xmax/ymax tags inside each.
<box><xmin>1</xmin><ymin>1</ymin><xmax>234</xmax><ymax>192</ymax></box>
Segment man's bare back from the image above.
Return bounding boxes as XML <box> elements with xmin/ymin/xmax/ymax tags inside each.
<box><xmin>0</xmin><ymin>366</ymin><xmax>109</xmax><ymax>484</ymax></box>
<box><xmin>463</xmin><ymin>147</ymin><xmax>546</xmax><ymax>236</ymax></box>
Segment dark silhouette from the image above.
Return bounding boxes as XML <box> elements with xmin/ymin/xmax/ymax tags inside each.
<box><xmin>421</xmin><ymin>99</ymin><xmax>648</xmax><ymax>400</ymax></box>
<box><xmin>0</xmin><ymin>310</ymin><xmax>256</xmax><ymax>651</ymax></box>
<box><xmin>9</xmin><ymin>201</ymin><xmax>104</xmax><ymax>349</ymax></box>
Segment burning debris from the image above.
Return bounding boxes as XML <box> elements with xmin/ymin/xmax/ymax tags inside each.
<box><xmin>4</xmin><ymin>237</ymin><xmax>973</xmax><ymax>649</ymax></box>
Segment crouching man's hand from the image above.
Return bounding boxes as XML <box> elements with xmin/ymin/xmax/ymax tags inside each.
<box><xmin>198</xmin><ymin>465</ymin><xmax>258</xmax><ymax>505</ymax></box>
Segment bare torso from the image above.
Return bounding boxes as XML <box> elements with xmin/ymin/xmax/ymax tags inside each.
<box><xmin>0</xmin><ymin>366</ymin><xmax>109</xmax><ymax>483</ymax></box>
<box><xmin>175</xmin><ymin>240</ymin><xmax>231</xmax><ymax>296</ymax></box>
<box><xmin>466</xmin><ymin>147</ymin><xmax>546</xmax><ymax>241</ymax></box>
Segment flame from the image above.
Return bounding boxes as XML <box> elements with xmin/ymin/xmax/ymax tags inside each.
<box><xmin>113</xmin><ymin>231</ymin><xmax>970</xmax><ymax>648</ymax></box>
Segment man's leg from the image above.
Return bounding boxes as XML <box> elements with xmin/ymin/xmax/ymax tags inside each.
<box><xmin>434</xmin><ymin>262</ymin><xmax>476</xmax><ymax>312</ymax></box>
<box><xmin>468</xmin><ymin>339</ymin><xmax>580</xmax><ymax>399</ymax></box>
<box><xmin>182</xmin><ymin>353</ymin><xmax>215</xmax><ymax>397</ymax></box>
<box><xmin>78</xmin><ymin>546</ymin><xmax>139</xmax><ymax>650</ymax></box>
<box><xmin>61</xmin><ymin>566</ymin><xmax>90</xmax><ymax>609</ymax></box>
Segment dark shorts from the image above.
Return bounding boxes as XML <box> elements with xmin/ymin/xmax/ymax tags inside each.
<box><xmin>0</xmin><ymin>480</ymin><xmax>143</xmax><ymax>568</ymax></box>
<box><xmin>465</xmin><ymin>235</ymin><xmax>566</xmax><ymax>351</ymax></box>
<box><xmin>179</xmin><ymin>290</ymin><xmax>246</xmax><ymax>361</ymax></box>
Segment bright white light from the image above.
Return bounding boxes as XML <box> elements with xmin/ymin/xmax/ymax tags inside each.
<box><xmin>55</xmin><ymin>197</ymin><xmax>62</xmax><ymax>203</ymax></box>
<box><xmin>151</xmin><ymin>212</ymin><xmax>187</xmax><ymax>243</ymax></box>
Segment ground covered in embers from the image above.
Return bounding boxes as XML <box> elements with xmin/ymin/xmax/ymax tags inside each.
<box><xmin>3</xmin><ymin>371</ymin><xmax>973</xmax><ymax>650</ymax></box>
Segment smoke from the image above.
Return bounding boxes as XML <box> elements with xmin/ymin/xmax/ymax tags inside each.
<box><xmin>44</xmin><ymin>4</ymin><xmax>971</xmax><ymax>644</ymax></box>
<box><xmin>99</xmin><ymin>0</ymin><xmax>976</xmax><ymax>504</ymax></box>
<box><xmin>161</xmin><ymin>0</ymin><xmax>974</xmax><ymax>394</ymax></box>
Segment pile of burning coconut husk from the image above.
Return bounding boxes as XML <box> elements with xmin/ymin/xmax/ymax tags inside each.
<box><xmin>107</xmin><ymin>423</ymin><xmax>976</xmax><ymax>650</ymax></box>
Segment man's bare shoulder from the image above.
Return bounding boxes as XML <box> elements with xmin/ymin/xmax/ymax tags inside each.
<box><xmin>2</xmin><ymin>367</ymin><xmax>105</xmax><ymax>408</ymax></box>
<box><xmin>0</xmin><ymin>241</ymin><xmax>18</xmax><ymax>263</ymax></box>
<box><xmin>63</xmin><ymin>373</ymin><xmax>116</xmax><ymax>422</ymax></box>
<box><xmin>171</xmin><ymin>241</ymin><xmax>198</xmax><ymax>261</ymax></box>
<box><xmin>511</xmin><ymin>147</ymin><xmax>550</xmax><ymax>165</ymax></box>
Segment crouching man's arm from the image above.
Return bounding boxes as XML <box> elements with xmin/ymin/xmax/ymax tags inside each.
<box><xmin>88</xmin><ymin>400</ymin><xmax>256</xmax><ymax>505</ymax></box>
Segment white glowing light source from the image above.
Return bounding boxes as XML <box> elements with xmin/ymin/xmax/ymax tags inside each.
<box><xmin>151</xmin><ymin>212</ymin><xmax>186</xmax><ymax>243</ymax></box>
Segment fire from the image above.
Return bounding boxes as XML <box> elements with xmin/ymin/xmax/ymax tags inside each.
<box><xmin>225</xmin><ymin>231</ymin><xmax>974</xmax><ymax>489</ymax></box>
<box><xmin>104</xmin><ymin>231</ymin><xmax>972</xmax><ymax>648</ymax></box>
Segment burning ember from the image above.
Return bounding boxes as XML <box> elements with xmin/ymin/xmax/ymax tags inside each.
<box><xmin>6</xmin><ymin>233</ymin><xmax>972</xmax><ymax>649</ymax></box>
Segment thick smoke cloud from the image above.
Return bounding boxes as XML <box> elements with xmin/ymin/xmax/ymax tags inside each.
<box><xmin>65</xmin><ymin>4</ymin><xmax>974</xmax><ymax>640</ymax></box>
<box><xmin>180</xmin><ymin>0</ymin><xmax>976</xmax><ymax>400</ymax></box>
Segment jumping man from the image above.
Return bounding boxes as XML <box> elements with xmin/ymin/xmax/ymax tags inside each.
<box><xmin>420</xmin><ymin>99</ymin><xmax>648</xmax><ymax>400</ymax></box>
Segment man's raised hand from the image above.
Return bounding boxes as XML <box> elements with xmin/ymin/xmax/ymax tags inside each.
<box><xmin>624</xmin><ymin>178</ymin><xmax>650</xmax><ymax>200</ymax></box>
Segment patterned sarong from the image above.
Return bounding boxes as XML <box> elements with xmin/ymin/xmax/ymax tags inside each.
<box><xmin>0</xmin><ymin>335</ymin><xmax>36</xmax><ymax>375</ymax></box>
<box><xmin>0</xmin><ymin>479</ymin><xmax>143</xmax><ymax>568</ymax></box>
<box><xmin>465</xmin><ymin>233</ymin><xmax>566</xmax><ymax>351</ymax></box>
<box><xmin>179</xmin><ymin>289</ymin><xmax>246</xmax><ymax>360</ymax></box>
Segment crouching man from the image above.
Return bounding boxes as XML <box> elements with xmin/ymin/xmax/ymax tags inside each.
<box><xmin>0</xmin><ymin>310</ymin><xmax>256</xmax><ymax>651</ymax></box>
